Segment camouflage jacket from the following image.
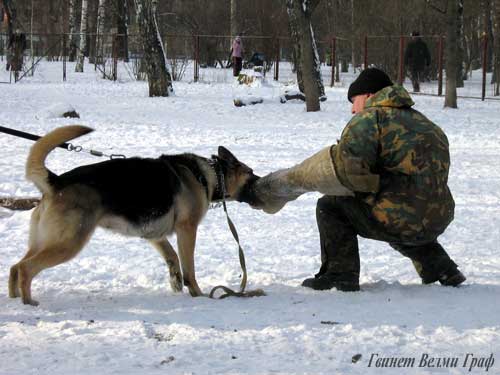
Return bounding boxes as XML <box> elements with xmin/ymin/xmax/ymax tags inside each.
<box><xmin>332</xmin><ymin>85</ymin><xmax>454</xmax><ymax>241</ymax></box>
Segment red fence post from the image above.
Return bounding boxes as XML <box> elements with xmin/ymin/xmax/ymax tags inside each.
<box><xmin>330</xmin><ymin>37</ymin><xmax>336</xmax><ymax>87</ymax></box>
<box><xmin>438</xmin><ymin>35</ymin><xmax>444</xmax><ymax>96</ymax></box>
<box><xmin>364</xmin><ymin>35</ymin><xmax>368</xmax><ymax>69</ymax></box>
<box><xmin>398</xmin><ymin>36</ymin><xmax>405</xmax><ymax>85</ymax></box>
<box><xmin>482</xmin><ymin>33</ymin><xmax>488</xmax><ymax>101</ymax></box>
<box><xmin>274</xmin><ymin>38</ymin><xmax>280</xmax><ymax>81</ymax></box>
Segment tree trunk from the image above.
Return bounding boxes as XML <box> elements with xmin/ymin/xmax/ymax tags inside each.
<box><xmin>87</xmin><ymin>0</ymin><xmax>98</xmax><ymax>64</ymax></box>
<box><xmin>75</xmin><ymin>0</ymin><xmax>88</xmax><ymax>72</ymax></box>
<box><xmin>134</xmin><ymin>0</ymin><xmax>174</xmax><ymax>97</ymax></box>
<box><xmin>483</xmin><ymin>0</ymin><xmax>495</xmax><ymax>72</ymax></box>
<box><xmin>116</xmin><ymin>0</ymin><xmax>129</xmax><ymax>62</ymax></box>
<box><xmin>456</xmin><ymin>1</ymin><xmax>465</xmax><ymax>87</ymax></box>
<box><xmin>96</xmin><ymin>0</ymin><xmax>106</xmax><ymax>65</ymax></box>
<box><xmin>351</xmin><ymin>0</ymin><xmax>356</xmax><ymax>72</ymax></box>
<box><xmin>286</xmin><ymin>0</ymin><xmax>325</xmax><ymax>112</ymax></box>
<box><xmin>68</xmin><ymin>0</ymin><xmax>79</xmax><ymax>61</ymax></box>
<box><xmin>3</xmin><ymin>0</ymin><xmax>16</xmax><ymax>41</ymax></box>
<box><xmin>230</xmin><ymin>0</ymin><xmax>239</xmax><ymax>37</ymax></box>
<box><xmin>445</xmin><ymin>0</ymin><xmax>460</xmax><ymax>108</ymax></box>
<box><xmin>493</xmin><ymin>0</ymin><xmax>500</xmax><ymax>94</ymax></box>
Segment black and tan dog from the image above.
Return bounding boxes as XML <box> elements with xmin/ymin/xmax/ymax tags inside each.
<box><xmin>8</xmin><ymin>125</ymin><xmax>259</xmax><ymax>306</ymax></box>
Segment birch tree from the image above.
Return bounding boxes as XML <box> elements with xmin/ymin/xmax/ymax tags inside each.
<box><xmin>286</xmin><ymin>0</ymin><xmax>326</xmax><ymax>112</ymax></box>
<box><xmin>68</xmin><ymin>0</ymin><xmax>79</xmax><ymax>61</ymax></box>
<box><xmin>75</xmin><ymin>0</ymin><xmax>88</xmax><ymax>72</ymax></box>
<box><xmin>134</xmin><ymin>0</ymin><xmax>174</xmax><ymax>96</ymax></box>
<box><xmin>96</xmin><ymin>0</ymin><xmax>106</xmax><ymax>64</ymax></box>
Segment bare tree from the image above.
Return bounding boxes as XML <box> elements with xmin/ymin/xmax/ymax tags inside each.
<box><xmin>134</xmin><ymin>0</ymin><xmax>174</xmax><ymax>96</ymax></box>
<box><xmin>351</xmin><ymin>0</ymin><xmax>357</xmax><ymax>72</ymax></box>
<box><xmin>494</xmin><ymin>0</ymin><xmax>500</xmax><ymax>94</ymax></box>
<box><xmin>286</xmin><ymin>0</ymin><xmax>326</xmax><ymax>112</ymax></box>
<box><xmin>457</xmin><ymin>0</ymin><xmax>465</xmax><ymax>87</ymax></box>
<box><xmin>482</xmin><ymin>0</ymin><xmax>494</xmax><ymax>72</ymax></box>
<box><xmin>230</xmin><ymin>0</ymin><xmax>239</xmax><ymax>37</ymax></box>
<box><xmin>95</xmin><ymin>0</ymin><xmax>106</xmax><ymax>65</ymax></box>
<box><xmin>445</xmin><ymin>0</ymin><xmax>461</xmax><ymax>108</ymax></box>
<box><xmin>75</xmin><ymin>0</ymin><xmax>89</xmax><ymax>72</ymax></box>
<box><xmin>68</xmin><ymin>0</ymin><xmax>80</xmax><ymax>61</ymax></box>
<box><xmin>115</xmin><ymin>0</ymin><xmax>129</xmax><ymax>61</ymax></box>
<box><xmin>2</xmin><ymin>0</ymin><xmax>16</xmax><ymax>40</ymax></box>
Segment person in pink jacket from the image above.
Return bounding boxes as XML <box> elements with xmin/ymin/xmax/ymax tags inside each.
<box><xmin>231</xmin><ymin>36</ymin><xmax>243</xmax><ymax>77</ymax></box>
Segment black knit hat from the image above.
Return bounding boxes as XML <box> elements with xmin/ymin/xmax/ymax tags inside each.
<box><xmin>347</xmin><ymin>68</ymin><xmax>393</xmax><ymax>102</ymax></box>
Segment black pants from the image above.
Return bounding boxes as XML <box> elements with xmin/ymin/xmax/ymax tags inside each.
<box><xmin>232</xmin><ymin>57</ymin><xmax>242</xmax><ymax>77</ymax></box>
<box><xmin>409</xmin><ymin>69</ymin><xmax>424</xmax><ymax>92</ymax></box>
<box><xmin>316</xmin><ymin>195</ymin><xmax>457</xmax><ymax>283</ymax></box>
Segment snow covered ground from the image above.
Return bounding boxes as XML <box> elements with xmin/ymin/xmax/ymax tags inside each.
<box><xmin>0</xmin><ymin>61</ymin><xmax>499</xmax><ymax>375</ymax></box>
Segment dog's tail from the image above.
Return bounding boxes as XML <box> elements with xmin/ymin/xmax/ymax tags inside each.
<box><xmin>26</xmin><ymin>125</ymin><xmax>94</xmax><ymax>194</ymax></box>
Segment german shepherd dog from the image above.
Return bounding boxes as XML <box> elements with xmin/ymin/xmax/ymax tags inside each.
<box><xmin>8</xmin><ymin>125</ymin><xmax>259</xmax><ymax>306</ymax></box>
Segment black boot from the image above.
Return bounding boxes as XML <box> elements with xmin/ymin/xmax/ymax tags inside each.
<box><xmin>302</xmin><ymin>196</ymin><xmax>361</xmax><ymax>292</ymax></box>
<box><xmin>391</xmin><ymin>241</ymin><xmax>466</xmax><ymax>287</ymax></box>
<box><xmin>302</xmin><ymin>271</ymin><xmax>360</xmax><ymax>291</ymax></box>
<box><xmin>438</xmin><ymin>266</ymin><xmax>466</xmax><ymax>287</ymax></box>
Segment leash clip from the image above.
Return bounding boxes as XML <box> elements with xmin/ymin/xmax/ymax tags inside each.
<box><xmin>67</xmin><ymin>143</ymin><xmax>82</xmax><ymax>153</ymax></box>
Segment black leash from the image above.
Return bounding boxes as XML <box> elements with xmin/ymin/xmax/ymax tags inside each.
<box><xmin>0</xmin><ymin>125</ymin><xmax>126</xmax><ymax>159</ymax></box>
<box><xmin>0</xmin><ymin>125</ymin><xmax>70</xmax><ymax>149</ymax></box>
<box><xmin>208</xmin><ymin>159</ymin><xmax>266</xmax><ymax>300</ymax></box>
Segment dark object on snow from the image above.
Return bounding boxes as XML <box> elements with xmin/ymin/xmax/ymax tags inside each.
<box><xmin>63</xmin><ymin>110</ymin><xmax>80</xmax><ymax>119</ymax></box>
<box><xmin>245</xmin><ymin>52</ymin><xmax>265</xmax><ymax>68</ymax></box>
<box><xmin>0</xmin><ymin>197</ymin><xmax>40</xmax><ymax>211</ymax></box>
<box><xmin>234</xmin><ymin>98</ymin><xmax>264</xmax><ymax>107</ymax></box>
<box><xmin>280</xmin><ymin>91</ymin><xmax>327</xmax><ymax>103</ymax></box>
<box><xmin>352</xmin><ymin>354</ymin><xmax>362</xmax><ymax>363</ymax></box>
<box><xmin>320</xmin><ymin>321</ymin><xmax>341</xmax><ymax>325</ymax></box>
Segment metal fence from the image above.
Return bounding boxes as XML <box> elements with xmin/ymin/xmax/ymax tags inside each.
<box><xmin>0</xmin><ymin>32</ymin><xmax>498</xmax><ymax>100</ymax></box>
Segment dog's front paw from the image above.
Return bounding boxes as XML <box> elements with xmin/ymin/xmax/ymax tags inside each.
<box><xmin>170</xmin><ymin>272</ymin><xmax>183</xmax><ymax>293</ymax></box>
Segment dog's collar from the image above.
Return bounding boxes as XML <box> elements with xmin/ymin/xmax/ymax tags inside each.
<box><xmin>208</xmin><ymin>157</ymin><xmax>227</xmax><ymax>202</ymax></box>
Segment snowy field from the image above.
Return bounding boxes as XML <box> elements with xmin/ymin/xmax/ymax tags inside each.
<box><xmin>0</xmin><ymin>61</ymin><xmax>500</xmax><ymax>375</ymax></box>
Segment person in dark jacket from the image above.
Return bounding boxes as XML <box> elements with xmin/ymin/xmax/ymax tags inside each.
<box><xmin>404</xmin><ymin>32</ymin><xmax>431</xmax><ymax>92</ymax></box>
<box><xmin>241</xmin><ymin>68</ymin><xmax>465</xmax><ymax>292</ymax></box>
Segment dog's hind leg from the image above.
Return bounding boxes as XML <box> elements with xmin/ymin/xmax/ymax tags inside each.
<box><xmin>9</xmin><ymin>206</ymin><xmax>42</xmax><ymax>298</ymax></box>
<box><xmin>176</xmin><ymin>224</ymin><xmax>204</xmax><ymax>297</ymax></box>
<box><xmin>150</xmin><ymin>239</ymin><xmax>183</xmax><ymax>293</ymax></box>
<box><xmin>15</xmin><ymin>209</ymin><xmax>96</xmax><ymax>306</ymax></box>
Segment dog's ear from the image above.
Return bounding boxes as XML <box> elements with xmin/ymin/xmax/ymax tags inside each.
<box><xmin>218</xmin><ymin>146</ymin><xmax>240</xmax><ymax>166</ymax></box>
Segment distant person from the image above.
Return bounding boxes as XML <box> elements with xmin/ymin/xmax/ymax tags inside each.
<box><xmin>8</xmin><ymin>29</ymin><xmax>27</xmax><ymax>80</ymax></box>
<box><xmin>231</xmin><ymin>36</ymin><xmax>243</xmax><ymax>77</ymax></box>
<box><xmin>404</xmin><ymin>32</ymin><xmax>430</xmax><ymax>92</ymax></box>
